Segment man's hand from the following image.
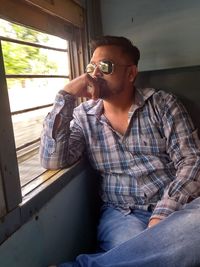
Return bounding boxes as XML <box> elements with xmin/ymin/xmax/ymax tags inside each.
<box><xmin>148</xmin><ymin>218</ymin><xmax>162</xmax><ymax>228</ymax></box>
<box><xmin>63</xmin><ymin>73</ymin><xmax>102</xmax><ymax>100</ymax></box>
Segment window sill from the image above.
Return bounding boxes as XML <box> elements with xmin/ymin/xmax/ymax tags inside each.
<box><xmin>20</xmin><ymin>159</ymin><xmax>85</xmax><ymax>223</ymax></box>
<box><xmin>0</xmin><ymin>158</ymin><xmax>87</xmax><ymax>245</ymax></box>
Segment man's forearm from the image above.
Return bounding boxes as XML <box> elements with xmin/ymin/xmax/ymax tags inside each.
<box><xmin>39</xmin><ymin>91</ymin><xmax>76</xmax><ymax>169</ymax></box>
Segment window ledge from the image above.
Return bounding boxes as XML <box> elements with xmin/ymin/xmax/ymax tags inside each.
<box><xmin>20</xmin><ymin>158</ymin><xmax>86</xmax><ymax>223</ymax></box>
<box><xmin>0</xmin><ymin>158</ymin><xmax>87</xmax><ymax>245</ymax></box>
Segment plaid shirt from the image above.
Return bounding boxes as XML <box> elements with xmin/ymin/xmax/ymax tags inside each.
<box><xmin>40</xmin><ymin>88</ymin><xmax>200</xmax><ymax>220</ymax></box>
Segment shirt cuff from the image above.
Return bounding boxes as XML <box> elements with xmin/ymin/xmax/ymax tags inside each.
<box><xmin>54</xmin><ymin>90</ymin><xmax>76</xmax><ymax>117</ymax></box>
<box><xmin>150</xmin><ymin>197</ymin><xmax>182</xmax><ymax>220</ymax></box>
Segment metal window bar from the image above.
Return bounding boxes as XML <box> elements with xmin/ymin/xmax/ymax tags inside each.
<box><xmin>6</xmin><ymin>74</ymin><xmax>69</xmax><ymax>78</ymax></box>
<box><xmin>16</xmin><ymin>138</ymin><xmax>40</xmax><ymax>151</ymax></box>
<box><xmin>12</xmin><ymin>104</ymin><xmax>54</xmax><ymax>151</ymax></box>
<box><xmin>11</xmin><ymin>103</ymin><xmax>53</xmax><ymax>116</ymax></box>
<box><xmin>0</xmin><ymin>36</ymin><xmax>68</xmax><ymax>52</ymax></box>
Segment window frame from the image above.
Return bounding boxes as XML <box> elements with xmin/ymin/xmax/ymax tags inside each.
<box><xmin>0</xmin><ymin>0</ymin><xmax>87</xmax><ymax>245</ymax></box>
<box><xmin>0</xmin><ymin>41</ymin><xmax>22</xmax><ymax>213</ymax></box>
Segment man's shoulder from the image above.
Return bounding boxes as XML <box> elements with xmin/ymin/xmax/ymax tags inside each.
<box><xmin>152</xmin><ymin>89</ymin><xmax>178</xmax><ymax>105</ymax></box>
<box><xmin>138</xmin><ymin>87</ymin><xmax>174</xmax><ymax>97</ymax></box>
<box><xmin>138</xmin><ymin>88</ymin><xmax>177</xmax><ymax>103</ymax></box>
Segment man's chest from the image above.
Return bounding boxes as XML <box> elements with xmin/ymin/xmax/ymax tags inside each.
<box><xmin>84</xmin><ymin>110</ymin><xmax>167</xmax><ymax>171</ymax></box>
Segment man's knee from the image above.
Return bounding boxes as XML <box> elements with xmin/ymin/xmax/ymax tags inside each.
<box><xmin>184</xmin><ymin>196</ymin><xmax>200</xmax><ymax>210</ymax></box>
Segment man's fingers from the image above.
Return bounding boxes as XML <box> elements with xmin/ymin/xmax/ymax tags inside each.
<box><xmin>86</xmin><ymin>74</ymin><xmax>101</xmax><ymax>100</ymax></box>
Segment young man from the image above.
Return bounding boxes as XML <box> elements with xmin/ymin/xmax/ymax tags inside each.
<box><xmin>40</xmin><ymin>36</ymin><xmax>200</xmax><ymax>266</ymax></box>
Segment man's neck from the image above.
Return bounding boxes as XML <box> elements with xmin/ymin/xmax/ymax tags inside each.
<box><xmin>103</xmin><ymin>89</ymin><xmax>135</xmax><ymax>115</ymax></box>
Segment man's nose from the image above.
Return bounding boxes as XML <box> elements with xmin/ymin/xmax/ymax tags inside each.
<box><xmin>92</xmin><ymin>65</ymin><xmax>103</xmax><ymax>78</ymax></box>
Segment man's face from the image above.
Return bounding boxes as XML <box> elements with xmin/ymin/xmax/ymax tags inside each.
<box><xmin>89</xmin><ymin>45</ymin><xmax>137</xmax><ymax>100</ymax></box>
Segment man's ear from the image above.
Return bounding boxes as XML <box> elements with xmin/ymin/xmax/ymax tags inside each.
<box><xmin>129</xmin><ymin>65</ymin><xmax>138</xmax><ymax>82</ymax></box>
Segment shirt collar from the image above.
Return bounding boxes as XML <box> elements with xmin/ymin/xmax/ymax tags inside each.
<box><xmin>85</xmin><ymin>99</ymin><xmax>104</xmax><ymax>118</ymax></box>
<box><xmin>130</xmin><ymin>87</ymin><xmax>155</xmax><ymax>110</ymax></box>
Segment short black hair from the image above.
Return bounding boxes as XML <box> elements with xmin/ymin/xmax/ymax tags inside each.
<box><xmin>90</xmin><ymin>35</ymin><xmax>140</xmax><ymax>66</ymax></box>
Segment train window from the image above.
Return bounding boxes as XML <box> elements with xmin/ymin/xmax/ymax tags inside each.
<box><xmin>0</xmin><ymin>18</ymin><xmax>70</xmax><ymax>196</ymax></box>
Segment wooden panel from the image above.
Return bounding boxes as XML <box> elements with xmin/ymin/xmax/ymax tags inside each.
<box><xmin>24</xmin><ymin>0</ymin><xmax>84</xmax><ymax>27</ymax></box>
<box><xmin>86</xmin><ymin>0</ymin><xmax>102</xmax><ymax>40</ymax></box>
<box><xmin>0</xmin><ymin>0</ymin><xmax>76</xmax><ymax>40</ymax></box>
<box><xmin>0</xmin><ymin>41</ymin><xmax>22</xmax><ymax>211</ymax></box>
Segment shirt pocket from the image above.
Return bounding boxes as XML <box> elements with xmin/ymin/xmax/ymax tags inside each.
<box><xmin>131</xmin><ymin>135</ymin><xmax>167</xmax><ymax>156</ymax></box>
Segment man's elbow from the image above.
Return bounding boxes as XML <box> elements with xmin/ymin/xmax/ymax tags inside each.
<box><xmin>40</xmin><ymin>157</ymin><xmax>64</xmax><ymax>170</ymax></box>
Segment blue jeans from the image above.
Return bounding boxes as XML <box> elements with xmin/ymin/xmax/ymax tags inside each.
<box><xmin>58</xmin><ymin>197</ymin><xmax>200</xmax><ymax>267</ymax></box>
<box><xmin>97</xmin><ymin>205</ymin><xmax>152</xmax><ymax>251</ymax></box>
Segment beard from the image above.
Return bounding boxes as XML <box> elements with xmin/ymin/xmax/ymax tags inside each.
<box><xmin>98</xmin><ymin>77</ymin><xmax>124</xmax><ymax>100</ymax></box>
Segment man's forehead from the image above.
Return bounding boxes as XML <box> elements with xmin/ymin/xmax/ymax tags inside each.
<box><xmin>91</xmin><ymin>45</ymin><xmax>123</xmax><ymax>61</ymax></box>
<box><xmin>92</xmin><ymin>45</ymin><xmax>123</xmax><ymax>54</ymax></box>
